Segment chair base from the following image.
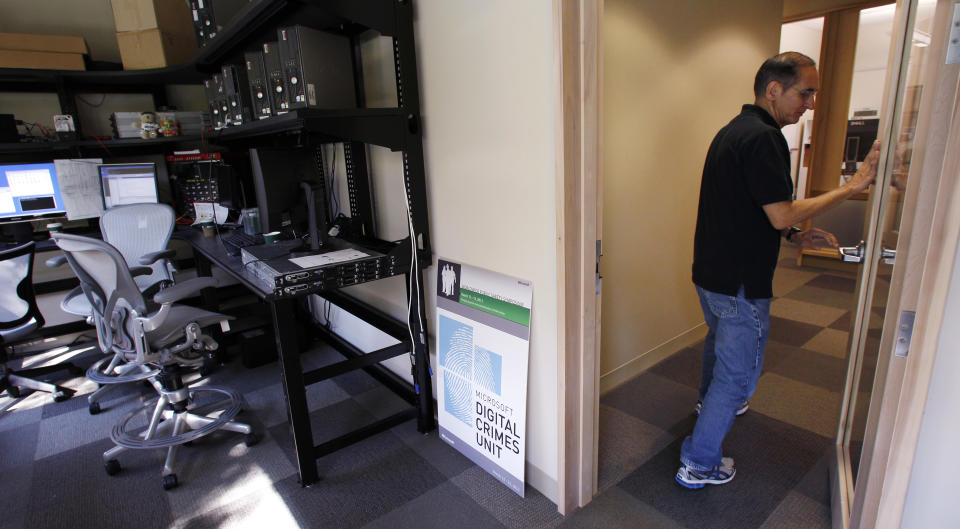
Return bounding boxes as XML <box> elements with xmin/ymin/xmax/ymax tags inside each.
<box><xmin>104</xmin><ymin>385</ymin><xmax>256</xmax><ymax>489</ymax></box>
<box><xmin>1</xmin><ymin>362</ymin><xmax>79</xmax><ymax>402</ymax></box>
<box><xmin>86</xmin><ymin>355</ymin><xmax>160</xmax><ymax>414</ymax></box>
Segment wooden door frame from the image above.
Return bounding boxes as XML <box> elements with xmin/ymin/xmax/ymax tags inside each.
<box><xmin>555</xmin><ymin>0</ymin><xmax>602</xmax><ymax>515</ymax></box>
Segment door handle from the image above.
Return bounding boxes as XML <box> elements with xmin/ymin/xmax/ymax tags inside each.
<box><xmin>881</xmin><ymin>247</ymin><xmax>896</xmax><ymax>264</ymax></box>
<box><xmin>839</xmin><ymin>240</ymin><xmax>865</xmax><ymax>263</ymax></box>
<box><xmin>837</xmin><ymin>240</ymin><xmax>896</xmax><ymax>264</ymax></box>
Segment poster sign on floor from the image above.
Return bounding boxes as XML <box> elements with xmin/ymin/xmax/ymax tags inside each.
<box><xmin>435</xmin><ymin>258</ymin><xmax>532</xmax><ymax>497</ymax></box>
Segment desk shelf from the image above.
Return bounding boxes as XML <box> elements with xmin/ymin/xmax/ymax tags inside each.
<box><xmin>0</xmin><ymin>135</ymin><xmax>202</xmax><ymax>161</ymax></box>
<box><xmin>193</xmin><ymin>0</ymin><xmax>414</xmax><ymax>70</ymax></box>
<box><xmin>182</xmin><ymin>225</ymin><xmax>434</xmax><ymax>487</ymax></box>
<box><xmin>208</xmin><ymin>108</ymin><xmax>417</xmax><ymax>152</ymax></box>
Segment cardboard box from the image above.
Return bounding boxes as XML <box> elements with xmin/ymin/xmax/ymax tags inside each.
<box><xmin>110</xmin><ymin>0</ymin><xmax>195</xmax><ymax>34</ymax></box>
<box><xmin>116</xmin><ymin>28</ymin><xmax>196</xmax><ymax>70</ymax></box>
<box><xmin>0</xmin><ymin>49</ymin><xmax>85</xmax><ymax>70</ymax></box>
<box><xmin>0</xmin><ymin>33</ymin><xmax>88</xmax><ymax>54</ymax></box>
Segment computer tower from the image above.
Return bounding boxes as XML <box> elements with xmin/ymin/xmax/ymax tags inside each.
<box><xmin>222</xmin><ymin>63</ymin><xmax>252</xmax><ymax>126</ymax></box>
<box><xmin>277</xmin><ymin>25</ymin><xmax>356</xmax><ymax>110</ymax></box>
<box><xmin>244</xmin><ymin>49</ymin><xmax>272</xmax><ymax>119</ymax></box>
<box><xmin>191</xmin><ymin>0</ymin><xmax>252</xmax><ymax>47</ymax></box>
<box><xmin>204</xmin><ymin>74</ymin><xmax>227</xmax><ymax>130</ymax></box>
<box><xmin>262</xmin><ymin>41</ymin><xmax>289</xmax><ymax>115</ymax></box>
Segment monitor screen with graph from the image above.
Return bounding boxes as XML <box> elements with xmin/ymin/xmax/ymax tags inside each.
<box><xmin>99</xmin><ymin>163</ymin><xmax>160</xmax><ymax>209</ymax></box>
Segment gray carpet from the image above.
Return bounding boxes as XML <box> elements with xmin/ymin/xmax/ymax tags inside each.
<box><xmin>566</xmin><ymin>247</ymin><xmax>857</xmax><ymax>528</ymax></box>
<box><xmin>0</xmin><ymin>247</ymin><xmax>855</xmax><ymax>528</ymax></box>
<box><xmin>0</xmin><ymin>338</ymin><xmax>563</xmax><ymax>529</ymax></box>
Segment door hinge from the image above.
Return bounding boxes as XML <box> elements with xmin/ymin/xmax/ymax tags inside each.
<box><xmin>596</xmin><ymin>240</ymin><xmax>602</xmax><ymax>295</ymax></box>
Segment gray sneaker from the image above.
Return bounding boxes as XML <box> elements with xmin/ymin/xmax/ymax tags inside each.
<box><xmin>675</xmin><ymin>457</ymin><xmax>736</xmax><ymax>489</ymax></box>
<box><xmin>693</xmin><ymin>400</ymin><xmax>749</xmax><ymax>417</ymax></box>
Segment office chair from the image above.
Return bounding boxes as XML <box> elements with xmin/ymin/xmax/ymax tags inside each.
<box><xmin>48</xmin><ymin>203</ymin><xmax>177</xmax><ymax>414</ymax></box>
<box><xmin>100</xmin><ymin>203</ymin><xmax>177</xmax><ymax>294</ymax></box>
<box><xmin>51</xmin><ymin>232</ymin><xmax>256</xmax><ymax>490</ymax></box>
<box><xmin>0</xmin><ymin>241</ymin><xmax>80</xmax><ymax>402</ymax></box>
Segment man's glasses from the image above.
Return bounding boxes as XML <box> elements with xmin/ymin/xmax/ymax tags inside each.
<box><xmin>790</xmin><ymin>86</ymin><xmax>818</xmax><ymax>101</ymax></box>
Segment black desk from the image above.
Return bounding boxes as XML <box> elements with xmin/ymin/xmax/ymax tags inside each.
<box><xmin>177</xmin><ymin>228</ymin><xmax>435</xmax><ymax>486</ymax></box>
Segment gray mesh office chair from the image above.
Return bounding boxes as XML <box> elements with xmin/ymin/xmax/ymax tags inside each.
<box><xmin>51</xmin><ymin>232</ymin><xmax>256</xmax><ymax>490</ymax></box>
<box><xmin>100</xmin><ymin>203</ymin><xmax>177</xmax><ymax>293</ymax></box>
<box><xmin>49</xmin><ymin>203</ymin><xmax>177</xmax><ymax>414</ymax></box>
<box><xmin>0</xmin><ymin>241</ymin><xmax>80</xmax><ymax>402</ymax></box>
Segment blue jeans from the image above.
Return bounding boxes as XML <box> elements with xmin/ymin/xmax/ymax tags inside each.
<box><xmin>680</xmin><ymin>285</ymin><xmax>770</xmax><ymax>471</ymax></box>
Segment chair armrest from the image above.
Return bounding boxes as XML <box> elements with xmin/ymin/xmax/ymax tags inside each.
<box><xmin>153</xmin><ymin>276</ymin><xmax>217</xmax><ymax>305</ymax></box>
<box><xmin>139</xmin><ymin>249</ymin><xmax>176</xmax><ymax>266</ymax></box>
<box><xmin>130</xmin><ymin>266</ymin><xmax>153</xmax><ymax>277</ymax></box>
<box><xmin>46</xmin><ymin>255</ymin><xmax>67</xmax><ymax>268</ymax></box>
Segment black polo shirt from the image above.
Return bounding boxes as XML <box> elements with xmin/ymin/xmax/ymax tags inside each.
<box><xmin>692</xmin><ymin>104</ymin><xmax>793</xmax><ymax>299</ymax></box>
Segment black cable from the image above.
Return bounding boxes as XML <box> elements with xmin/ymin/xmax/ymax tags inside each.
<box><xmin>328</xmin><ymin>144</ymin><xmax>340</xmax><ymax>218</ymax></box>
<box><xmin>77</xmin><ymin>94</ymin><xmax>107</xmax><ymax>107</ymax></box>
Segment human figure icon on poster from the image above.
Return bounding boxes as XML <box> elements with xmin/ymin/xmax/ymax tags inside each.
<box><xmin>437</xmin><ymin>260</ymin><xmax>461</xmax><ymax>301</ymax></box>
<box><xmin>441</xmin><ymin>264</ymin><xmax>457</xmax><ymax>296</ymax></box>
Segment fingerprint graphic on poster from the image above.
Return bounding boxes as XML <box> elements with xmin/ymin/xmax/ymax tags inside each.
<box><xmin>439</xmin><ymin>315</ymin><xmax>473</xmax><ymax>426</ymax></box>
<box><xmin>436</xmin><ymin>259</ymin><xmax>531</xmax><ymax>497</ymax></box>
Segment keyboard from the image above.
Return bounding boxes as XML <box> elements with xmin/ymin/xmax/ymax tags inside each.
<box><xmin>222</xmin><ymin>231</ymin><xmax>264</xmax><ymax>256</ymax></box>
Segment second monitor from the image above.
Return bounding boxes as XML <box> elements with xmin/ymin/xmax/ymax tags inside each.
<box><xmin>100</xmin><ymin>163</ymin><xmax>160</xmax><ymax>209</ymax></box>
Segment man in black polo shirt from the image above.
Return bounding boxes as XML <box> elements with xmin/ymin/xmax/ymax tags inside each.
<box><xmin>676</xmin><ymin>51</ymin><xmax>880</xmax><ymax>489</ymax></box>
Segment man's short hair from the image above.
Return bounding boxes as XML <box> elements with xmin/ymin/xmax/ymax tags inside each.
<box><xmin>754</xmin><ymin>52</ymin><xmax>816</xmax><ymax>99</ymax></box>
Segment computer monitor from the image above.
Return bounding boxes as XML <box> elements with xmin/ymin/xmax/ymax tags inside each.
<box><xmin>211</xmin><ymin>161</ymin><xmax>248</xmax><ymax>211</ymax></box>
<box><xmin>99</xmin><ymin>163</ymin><xmax>160</xmax><ymax>209</ymax></box>
<box><xmin>249</xmin><ymin>147</ymin><xmax>327</xmax><ymax>243</ymax></box>
<box><xmin>0</xmin><ymin>162</ymin><xmax>67</xmax><ymax>223</ymax></box>
<box><xmin>843</xmin><ymin>118</ymin><xmax>879</xmax><ymax>174</ymax></box>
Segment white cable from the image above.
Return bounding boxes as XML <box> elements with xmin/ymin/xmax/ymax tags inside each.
<box><xmin>407</xmin><ymin>205</ymin><xmax>424</xmax><ymax>336</ymax></box>
<box><xmin>405</xmin><ymin>201</ymin><xmax>417</xmax><ymax>361</ymax></box>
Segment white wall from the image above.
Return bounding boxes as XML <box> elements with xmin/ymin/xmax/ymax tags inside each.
<box><xmin>416</xmin><ymin>0</ymin><xmax>559</xmax><ymax>499</ymax></box>
<box><xmin>600</xmin><ymin>0</ymin><xmax>783</xmax><ymax>390</ymax></box>
<box><xmin>850</xmin><ymin>9</ymin><xmax>895</xmax><ymax>117</ymax></box>
<box><xmin>899</xmin><ymin>229</ymin><xmax>960</xmax><ymax>527</ymax></box>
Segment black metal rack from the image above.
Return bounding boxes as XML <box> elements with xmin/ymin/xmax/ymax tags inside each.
<box><xmin>197</xmin><ymin>0</ymin><xmax>437</xmax><ymax>474</ymax></box>
<box><xmin>0</xmin><ymin>0</ymin><xmax>431</xmax><ymax>258</ymax></box>
<box><xmin>0</xmin><ymin>0</ymin><xmax>435</xmax><ymax>485</ymax></box>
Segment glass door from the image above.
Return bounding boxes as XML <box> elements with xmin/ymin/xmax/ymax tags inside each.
<box><xmin>832</xmin><ymin>1</ymin><xmax>937</xmax><ymax>527</ymax></box>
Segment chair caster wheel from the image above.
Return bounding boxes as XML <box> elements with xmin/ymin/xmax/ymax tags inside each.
<box><xmin>89</xmin><ymin>402</ymin><xmax>101</xmax><ymax>415</ymax></box>
<box><xmin>53</xmin><ymin>390</ymin><xmax>72</xmax><ymax>403</ymax></box>
<box><xmin>183</xmin><ymin>440</ymin><xmax>193</xmax><ymax>447</ymax></box>
<box><xmin>244</xmin><ymin>433</ymin><xmax>259</xmax><ymax>447</ymax></box>
<box><xmin>105</xmin><ymin>459</ymin><xmax>121</xmax><ymax>476</ymax></box>
<box><xmin>162</xmin><ymin>474</ymin><xmax>178</xmax><ymax>490</ymax></box>
<box><xmin>7</xmin><ymin>386</ymin><xmax>20</xmax><ymax>398</ymax></box>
